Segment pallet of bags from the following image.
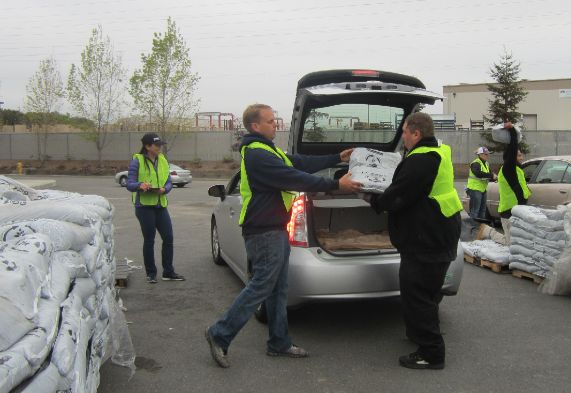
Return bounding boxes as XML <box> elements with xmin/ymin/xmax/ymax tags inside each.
<box><xmin>538</xmin><ymin>204</ymin><xmax>571</xmax><ymax>295</ymax></box>
<box><xmin>508</xmin><ymin>205</ymin><xmax>566</xmax><ymax>284</ymax></box>
<box><xmin>0</xmin><ymin>176</ymin><xmax>134</xmax><ymax>393</ymax></box>
<box><xmin>461</xmin><ymin>239</ymin><xmax>510</xmax><ymax>273</ymax></box>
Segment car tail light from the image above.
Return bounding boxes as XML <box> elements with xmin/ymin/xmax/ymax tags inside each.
<box><xmin>352</xmin><ymin>70</ymin><xmax>380</xmax><ymax>77</ymax></box>
<box><xmin>287</xmin><ymin>195</ymin><xmax>308</xmax><ymax>247</ymax></box>
<box><xmin>170</xmin><ymin>171</ymin><xmax>177</xmax><ymax>175</ymax></box>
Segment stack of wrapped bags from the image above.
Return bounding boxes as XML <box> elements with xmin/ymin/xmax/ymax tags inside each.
<box><xmin>0</xmin><ymin>176</ymin><xmax>135</xmax><ymax>393</ymax></box>
<box><xmin>508</xmin><ymin>205</ymin><xmax>566</xmax><ymax>278</ymax></box>
<box><xmin>461</xmin><ymin>239</ymin><xmax>511</xmax><ymax>265</ymax></box>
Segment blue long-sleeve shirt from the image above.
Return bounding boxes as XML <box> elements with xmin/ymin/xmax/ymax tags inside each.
<box><xmin>239</xmin><ymin>132</ymin><xmax>340</xmax><ymax>234</ymax></box>
<box><xmin>127</xmin><ymin>155</ymin><xmax>173</xmax><ymax>207</ymax></box>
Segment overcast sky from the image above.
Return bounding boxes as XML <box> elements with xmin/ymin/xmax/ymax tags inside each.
<box><xmin>1</xmin><ymin>0</ymin><xmax>570</xmax><ymax>122</ymax></box>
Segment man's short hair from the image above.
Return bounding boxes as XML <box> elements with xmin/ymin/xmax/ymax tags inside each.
<box><xmin>243</xmin><ymin>104</ymin><xmax>272</xmax><ymax>132</ymax></box>
<box><xmin>404</xmin><ymin>112</ymin><xmax>434</xmax><ymax>138</ymax></box>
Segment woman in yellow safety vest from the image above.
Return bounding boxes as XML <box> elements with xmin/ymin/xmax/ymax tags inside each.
<box><xmin>126</xmin><ymin>133</ymin><xmax>185</xmax><ymax>283</ymax></box>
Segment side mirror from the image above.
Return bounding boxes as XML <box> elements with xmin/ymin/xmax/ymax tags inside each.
<box><xmin>208</xmin><ymin>184</ymin><xmax>226</xmax><ymax>200</ymax></box>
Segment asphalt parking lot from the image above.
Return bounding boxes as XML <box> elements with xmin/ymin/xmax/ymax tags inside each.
<box><xmin>23</xmin><ymin>175</ymin><xmax>571</xmax><ymax>393</ymax></box>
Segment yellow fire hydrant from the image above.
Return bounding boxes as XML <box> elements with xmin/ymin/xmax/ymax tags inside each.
<box><xmin>16</xmin><ymin>161</ymin><xmax>24</xmax><ymax>175</ymax></box>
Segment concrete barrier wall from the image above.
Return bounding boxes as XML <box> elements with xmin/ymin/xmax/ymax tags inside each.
<box><xmin>1</xmin><ymin>130</ymin><xmax>570</xmax><ymax>164</ymax></box>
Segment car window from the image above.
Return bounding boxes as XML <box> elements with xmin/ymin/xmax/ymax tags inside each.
<box><xmin>535</xmin><ymin>160</ymin><xmax>568</xmax><ymax>184</ymax></box>
<box><xmin>301</xmin><ymin>103</ymin><xmax>404</xmax><ymax>144</ymax></box>
<box><xmin>226</xmin><ymin>172</ymin><xmax>241</xmax><ymax>195</ymax></box>
<box><xmin>522</xmin><ymin>161</ymin><xmax>541</xmax><ymax>182</ymax></box>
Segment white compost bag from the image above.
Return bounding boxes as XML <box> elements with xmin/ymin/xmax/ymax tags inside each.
<box><xmin>491</xmin><ymin>123</ymin><xmax>522</xmax><ymax>144</ymax></box>
<box><xmin>349</xmin><ymin>148</ymin><xmax>401</xmax><ymax>193</ymax></box>
<box><xmin>0</xmin><ymin>298</ymin><xmax>34</xmax><ymax>352</ymax></box>
<box><xmin>0</xmin><ymin>219</ymin><xmax>95</xmax><ymax>251</ymax></box>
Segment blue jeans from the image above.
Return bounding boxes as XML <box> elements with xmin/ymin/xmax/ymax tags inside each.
<box><xmin>135</xmin><ymin>206</ymin><xmax>175</xmax><ymax>277</ymax></box>
<box><xmin>466</xmin><ymin>189</ymin><xmax>487</xmax><ymax>220</ymax></box>
<box><xmin>210</xmin><ymin>229</ymin><xmax>291</xmax><ymax>352</ymax></box>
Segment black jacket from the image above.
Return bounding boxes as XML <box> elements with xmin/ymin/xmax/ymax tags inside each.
<box><xmin>369</xmin><ymin>137</ymin><xmax>461</xmax><ymax>262</ymax></box>
<box><xmin>499</xmin><ymin>127</ymin><xmax>528</xmax><ymax>218</ymax></box>
<box><xmin>470</xmin><ymin>158</ymin><xmax>493</xmax><ymax>180</ymax></box>
<box><xmin>240</xmin><ymin>132</ymin><xmax>340</xmax><ymax>235</ymax></box>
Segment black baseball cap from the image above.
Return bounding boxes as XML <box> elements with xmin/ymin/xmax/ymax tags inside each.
<box><xmin>141</xmin><ymin>133</ymin><xmax>166</xmax><ymax>146</ymax></box>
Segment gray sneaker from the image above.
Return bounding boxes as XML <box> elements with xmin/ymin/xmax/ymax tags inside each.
<box><xmin>266</xmin><ymin>344</ymin><xmax>309</xmax><ymax>358</ymax></box>
<box><xmin>205</xmin><ymin>327</ymin><xmax>230</xmax><ymax>368</ymax></box>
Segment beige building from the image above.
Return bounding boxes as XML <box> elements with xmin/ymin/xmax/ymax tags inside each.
<box><xmin>443</xmin><ymin>79</ymin><xmax>571</xmax><ymax>130</ymax></box>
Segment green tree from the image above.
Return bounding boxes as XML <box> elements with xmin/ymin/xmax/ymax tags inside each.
<box><xmin>482</xmin><ymin>50</ymin><xmax>528</xmax><ymax>152</ymax></box>
<box><xmin>129</xmin><ymin>17</ymin><xmax>200</xmax><ymax>153</ymax></box>
<box><xmin>67</xmin><ymin>25</ymin><xmax>126</xmax><ymax>165</ymax></box>
<box><xmin>25</xmin><ymin>57</ymin><xmax>65</xmax><ymax>164</ymax></box>
<box><xmin>0</xmin><ymin>109</ymin><xmax>25</xmax><ymax>132</ymax></box>
<box><xmin>303</xmin><ymin>109</ymin><xmax>328</xmax><ymax>142</ymax></box>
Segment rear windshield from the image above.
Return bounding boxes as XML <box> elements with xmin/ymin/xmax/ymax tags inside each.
<box><xmin>301</xmin><ymin>103</ymin><xmax>403</xmax><ymax>143</ymax></box>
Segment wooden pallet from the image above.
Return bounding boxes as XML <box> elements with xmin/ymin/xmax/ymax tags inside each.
<box><xmin>464</xmin><ymin>253</ymin><xmax>510</xmax><ymax>273</ymax></box>
<box><xmin>511</xmin><ymin>269</ymin><xmax>544</xmax><ymax>284</ymax></box>
<box><xmin>114</xmin><ymin>259</ymin><xmax>131</xmax><ymax>288</ymax></box>
<box><xmin>464</xmin><ymin>253</ymin><xmax>480</xmax><ymax>266</ymax></box>
<box><xmin>480</xmin><ymin>259</ymin><xmax>510</xmax><ymax>274</ymax></box>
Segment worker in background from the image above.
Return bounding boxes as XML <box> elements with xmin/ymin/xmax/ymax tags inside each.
<box><xmin>466</xmin><ymin>146</ymin><xmax>497</xmax><ymax>221</ymax></box>
<box><xmin>477</xmin><ymin>122</ymin><xmax>530</xmax><ymax>245</ymax></box>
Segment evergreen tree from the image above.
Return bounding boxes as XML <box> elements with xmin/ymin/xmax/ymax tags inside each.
<box><xmin>482</xmin><ymin>50</ymin><xmax>528</xmax><ymax>152</ymax></box>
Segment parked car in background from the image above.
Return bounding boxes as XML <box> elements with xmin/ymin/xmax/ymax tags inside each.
<box><xmin>115</xmin><ymin>163</ymin><xmax>192</xmax><ymax>188</ymax></box>
<box><xmin>208</xmin><ymin>69</ymin><xmax>464</xmax><ymax>319</ymax></box>
<box><xmin>483</xmin><ymin>155</ymin><xmax>571</xmax><ymax>218</ymax></box>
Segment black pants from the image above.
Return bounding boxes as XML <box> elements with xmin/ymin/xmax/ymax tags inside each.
<box><xmin>135</xmin><ymin>206</ymin><xmax>174</xmax><ymax>277</ymax></box>
<box><xmin>399</xmin><ymin>253</ymin><xmax>450</xmax><ymax>363</ymax></box>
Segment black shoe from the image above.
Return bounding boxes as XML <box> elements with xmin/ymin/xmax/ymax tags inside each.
<box><xmin>205</xmin><ymin>327</ymin><xmax>230</xmax><ymax>368</ymax></box>
<box><xmin>162</xmin><ymin>272</ymin><xmax>185</xmax><ymax>281</ymax></box>
<box><xmin>146</xmin><ymin>275</ymin><xmax>157</xmax><ymax>284</ymax></box>
<box><xmin>266</xmin><ymin>344</ymin><xmax>309</xmax><ymax>358</ymax></box>
<box><xmin>399</xmin><ymin>352</ymin><xmax>444</xmax><ymax>370</ymax></box>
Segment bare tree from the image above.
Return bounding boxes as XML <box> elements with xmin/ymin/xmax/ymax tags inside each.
<box><xmin>67</xmin><ymin>25</ymin><xmax>126</xmax><ymax>165</ymax></box>
<box><xmin>25</xmin><ymin>57</ymin><xmax>65</xmax><ymax>164</ymax></box>
<box><xmin>129</xmin><ymin>17</ymin><xmax>200</xmax><ymax>154</ymax></box>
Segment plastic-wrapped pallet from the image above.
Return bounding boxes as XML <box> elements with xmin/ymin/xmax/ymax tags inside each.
<box><xmin>539</xmin><ymin>204</ymin><xmax>571</xmax><ymax>295</ymax></box>
<box><xmin>461</xmin><ymin>240</ymin><xmax>510</xmax><ymax>265</ymax></box>
<box><xmin>0</xmin><ymin>176</ymin><xmax>135</xmax><ymax>393</ymax></box>
<box><xmin>508</xmin><ymin>205</ymin><xmax>566</xmax><ymax>278</ymax></box>
<box><xmin>348</xmin><ymin>148</ymin><xmax>401</xmax><ymax>193</ymax></box>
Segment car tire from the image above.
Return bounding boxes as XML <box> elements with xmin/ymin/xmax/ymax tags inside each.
<box><xmin>211</xmin><ymin>218</ymin><xmax>226</xmax><ymax>266</ymax></box>
<box><xmin>254</xmin><ymin>302</ymin><xmax>268</xmax><ymax>324</ymax></box>
<box><xmin>119</xmin><ymin>176</ymin><xmax>127</xmax><ymax>187</ymax></box>
<box><xmin>175</xmin><ymin>184</ymin><xmax>185</xmax><ymax>188</ymax></box>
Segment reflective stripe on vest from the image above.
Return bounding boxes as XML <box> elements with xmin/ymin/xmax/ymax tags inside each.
<box><xmin>239</xmin><ymin>142</ymin><xmax>297</xmax><ymax>225</ymax></box>
<box><xmin>497</xmin><ymin>166</ymin><xmax>531</xmax><ymax>213</ymax></box>
<box><xmin>467</xmin><ymin>158</ymin><xmax>490</xmax><ymax>192</ymax></box>
<box><xmin>406</xmin><ymin>144</ymin><xmax>463</xmax><ymax>218</ymax></box>
<box><xmin>132</xmin><ymin>153</ymin><xmax>169</xmax><ymax>207</ymax></box>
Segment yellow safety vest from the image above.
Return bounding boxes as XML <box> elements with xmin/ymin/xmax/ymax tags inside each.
<box><xmin>239</xmin><ymin>142</ymin><xmax>297</xmax><ymax>225</ymax></box>
<box><xmin>498</xmin><ymin>166</ymin><xmax>531</xmax><ymax>213</ymax></box>
<box><xmin>467</xmin><ymin>158</ymin><xmax>490</xmax><ymax>192</ymax></box>
<box><xmin>132</xmin><ymin>153</ymin><xmax>169</xmax><ymax>207</ymax></box>
<box><xmin>406</xmin><ymin>144</ymin><xmax>463</xmax><ymax>218</ymax></box>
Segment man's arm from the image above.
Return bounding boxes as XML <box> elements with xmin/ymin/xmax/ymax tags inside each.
<box><xmin>288</xmin><ymin>153</ymin><xmax>341</xmax><ymax>174</ymax></box>
<box><xmin>471</xmin><ymin>161</ymin><xmax>493</xmax><ymax>179</ymax></box>
<box><xmin>369</xmin><ymin>153</ymin><xmax>439</xmax><ymax>213</ymax></box>
<box><xmin>245</xmin><ymin>149</ymin><xmax>339</xmax><ymax>192</ymax></box>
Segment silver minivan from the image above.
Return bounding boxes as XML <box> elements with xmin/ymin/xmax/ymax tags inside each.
<box><xmin>208</xmin><ymin>69</ymin><xmax>464</xmax><ymax>317</ymax></box>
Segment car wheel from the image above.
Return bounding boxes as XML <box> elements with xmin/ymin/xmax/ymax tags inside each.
<box><xmin>175</xmin><ymin>184</ymin><xmax>185</xmax><ymax>188</ymax></box>
<box><xmin>254</xmin><ymin>301</ymin><xmax>268</xmax><ymax>324</ymax></box>
<box><xmin>211</xmin><ymin>218</ymin><xmax>226</xmax><ymax>266</ymax></box>
<box><xmin>119</xmin><ymin>176</ymin><xmax>127</xmax><ymax>187</ymax></box>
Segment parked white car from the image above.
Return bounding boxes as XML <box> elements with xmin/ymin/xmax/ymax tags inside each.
<box><xmin>115</xmin><ymin>163</ymin><xmax>192</xmax><ymax>188</ymax></box>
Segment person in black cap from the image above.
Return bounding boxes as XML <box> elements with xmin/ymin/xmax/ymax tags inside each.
<box><xmin>126</xmin><ymin>132</ymin><xmax>185</xmax><ymax>283</ymax></box>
